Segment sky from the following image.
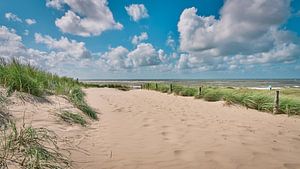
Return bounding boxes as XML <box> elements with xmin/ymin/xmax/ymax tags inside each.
<box><xmin>0</xmin><ymin>0</ymin><xmax>300</xmax><ymax>79</ymax></box>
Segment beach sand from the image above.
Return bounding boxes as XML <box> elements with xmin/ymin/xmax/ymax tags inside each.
<box><xmin>6</xmin><ymin>88</ymin><xmax>300</xmax><ymax>169</ymax></box>
<box><xmin>70</xmin><ymin>88</ymin><xmax>300</xmax><ymax>169</ymax></box>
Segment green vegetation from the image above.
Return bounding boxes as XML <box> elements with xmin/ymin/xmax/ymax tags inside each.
<box><xmin>0</xmin><ymin>122</ymin><xmax>70</xmax><ymax>169</ymax></box>
<box><xmin>173</xmin><ymin>85</ymin><xmax>198</xmax><ymax>96</ymax></box>
<box><xmin>69</xmin><ymin>88</ymin><xmax>98</xmax><ymax>120</ymax></box>
<box><xmin>143</xmin><ymin>83</ymin><xmax>300</xmax><ymax>115</ymax></box>
<box><xmin>143</xmin><ymin>83</ymin><xmax>169</xmax><ymax>93</ymax></box>
<box><xmin>59</xmin><ymin>111</ymin><xmax>87</xmax><ymax>126</ymax></box>
<box><xmin>83</xmin><ymin>83</ymin><xmax>131</xmax><ymax>91</ymax></box>
<box><xmin>0</xmin><ymin>58</ymin><xmax>98</xmax><ymax>120</ymax></box>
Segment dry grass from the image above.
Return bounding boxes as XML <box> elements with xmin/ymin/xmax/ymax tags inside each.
<box><xmin>0</xmin><ymin>122</ymin><xmax>71</xmax><ymax>169</ymax></box>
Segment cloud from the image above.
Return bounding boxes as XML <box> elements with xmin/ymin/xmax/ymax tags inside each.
<box><xmin>131</xmin><ymin>32</ymin><xmax>148</xmax><ymax>45</ymax></box>
<box><xmin>49</xmin><ymin>0</ymin><xmax>122</xmax><ymax>37</ymax></box>
<box><xmin>0</xmin><ymin>25</ymin><xmax>97</xmax><ymax>76</ymax></box>
<box><xmin>5</xmin><ymin>13</ymin><xmax>22</xmax><ymax>22</ymax></box>
<box><xmin>125</xmin><ymin>4</ymin><xmax>149</xmax><ymax>22</ymax></box>
<box><xmin>0</xmin><ymin>26</ymin><xmax>25</xmax><ymax>59</ymax></box>
<box><xmin>177</xmin><ymin>0</ymin><xmax>300</xmax><ymax>71</ymax></box>
<box><xmin>128</xmin><ymin>43</ymin><xmax>161</xmax><ymax>67</ymax></box>
<box><xmin>34</xmin><ymin>33</ymin><xmax>91</xmax><ymax>59</ymax></box>
<box><xmin>0</xmin><ymin>25</ymin><xmax>167</xmax><ymax>77</ymax></box>
<box><xmin>101</xmin><ymin>46</ymin><xmax>132</xmax><ymax>70</ymax></box>
<box><xmin>25</xmin><ymin>19</ymin><xmax>36</xmax><ymax>25</ymax></box>
<box><xmin>5</xmin><ymin>12</ymin><xmax>37</xmax><ymax>26</ymax></box>
<box><xmin>97</xmin><ymin>43</ymin><xmax>164</xmax><ymax>71</ymax></box>
<box><xmin>46</xmin><ymin>0</ymin><xmax>64</xmax><ymax>9</ymax></box>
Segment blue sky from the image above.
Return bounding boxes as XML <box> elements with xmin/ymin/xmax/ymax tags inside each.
<box><xmin>0</xmin><ymin>0</ymin><xmax>300</xmax><ymax>79</ymax></box>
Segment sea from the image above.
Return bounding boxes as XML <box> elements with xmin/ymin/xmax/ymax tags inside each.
<box><xmin>82</xmin><ymin>79</ymin><xmax>300</xmax><ymax>89</ymax></box>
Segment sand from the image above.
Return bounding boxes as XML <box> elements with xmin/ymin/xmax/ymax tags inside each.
<box><xmin>70</xmin><ymin>88</ymin><xmax>300</xmax><ymax>169</ymax></box>
<box><xmin>5</xmin><ymin>88</ymin><xmax>300</xmax><ymax>169</ymax></box>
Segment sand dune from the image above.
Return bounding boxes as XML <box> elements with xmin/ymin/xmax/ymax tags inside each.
<box><xmin>5</xmin><ymin>88</ymin><xmax>300</xmax><ymax>169</ymax></box>
<box><xmin>68</xmin><ymin>88</ymin><xmax>300</xmax><ymax>169</ymax></box>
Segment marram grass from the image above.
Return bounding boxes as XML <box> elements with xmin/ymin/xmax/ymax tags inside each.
<box><xmin>143</xmin><ymin>83</ymin><xmax>300</xmax><ymax>115</ymax></box>
<box><xmin>69</xmin><ymin>88</ymin><xmax>98</xmax><ymax>120</ymax></box>
<box><xmin>0</xmin><ymin>122</ymin><xmax>71</xmax><ymax>169</ymax></box>
<box><xmin>0</xmin><ymin>58</ymin><xmax>98</xmax><ymax>120</ymax></box>
<box><xmin>59</xmin><ymin>111</ymin><xmax>87</xmax><ymax>126</ymax></box>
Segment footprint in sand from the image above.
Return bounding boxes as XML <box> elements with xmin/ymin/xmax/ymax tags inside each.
<box><xmin>204</xmin><ymin>151</ymin><xmax>215</xmax><ymax>156</ymax></box>
<box><xmin>283</xmin><ymin>163</ymin><xmax>300</xmax><ymax>169</ymax></box>
<box><xmin>142</xmin><ymin>124</ymin><xmax>150</xmax><ymax>127</ymax></box>
<box><xmin>161</xmin><ymin>131</ymin><xmax>170</xmax><ymax>137</ymax></box>
<box><xmin>173</xmin><ymin>150</ymin><xmax>192</xmax><ymax>161</ymax></box>
<box><xmin>292</xmin><ymin>137</ymin><xmax>300</xmax><ymax>142</ymax></box>
<box><xmin>174</xmin><ymin>150</ymin><xmax>184</xmax><ymax>156</ymax></box>
<box><xmin>271</xmin><ymin>147</ymin><xmax>282</xmax><ymax>152</ymax></box>
<box><xmin>113</xmin><ymin>107</ymin><xmax>124</xmax><ymax>112</ymax></box>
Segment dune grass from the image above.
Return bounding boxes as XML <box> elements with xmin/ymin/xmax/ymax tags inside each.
<box><xmin>0</xmin><ymin>122</ymin><xmax>71</xmax><ymax>169</ymax></box>
<box><xmin>83</xmin><ymin>83</ymin><xmax>131</xmax><ymax>91</ymax></box>
<box><xmin>0</xmin><ymin>58</ymin><xmax>77</xmax><ymax>97</ymax></box>
<box><xmin>69</xmin><ymin>87</ymin><xmax>98</xmax><ymax>120</ymax></box>
<box><xmin>59</xmin><ymin>111</ymin><xmax>87</xmax><ymax>127</ymax></box>
<box><xmin>0</xmin><ymin>94</ymin><xmax>10</xmax><ymax>129</ymax></box>
<box><xmin>144</xmin><ymin>83</ymin><xmax>300</xmax><ymax>115</ymax></box>
<box><xmin>0</xmin><ymin>58</ymin><xmax>98</xmax><ymax>120</ymax></box>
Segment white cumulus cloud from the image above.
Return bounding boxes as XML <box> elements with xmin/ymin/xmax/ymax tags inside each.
<box><xmin>125</xmin><ymin>4</ymin><xmax>149</xmax><ymax>22</ymax></box>
<box><xmin>128</xmin><ymin>43</ymin><xmax>161</xmax><ymax>67</ymax></box>
<box><xmin>177</xmin><ymin>0</ymin><xmax>300</xmax><ymax>71</ymax></box>
<box><xmin>48</xmin><ymin>0</ymin><xmax>123</xmax><ymax>37</ymax></box>
<box><xmin>97</xmin><ymin>43</ymin><xmax>164</xmax><ymax>70</ymax></box>
<box><xmin>34</xmin><ymin>33</ymin><xmax>91</xmax><ymax>59</ymax></box>
<box><xmin>101</xmin><ymin>46</ymin><xmax>132</xmax><ymax>70</ymax></box>
<box><xmin>0</xmin><ymin>25</ymin><xmax>167</xmax><ymax>76</ymax></box>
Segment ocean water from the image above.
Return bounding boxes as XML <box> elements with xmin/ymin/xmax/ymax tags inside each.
<box><xmin>83</xmin><ymin>79</ymin><xmax>300</xmax><ymax>88</ymax></box>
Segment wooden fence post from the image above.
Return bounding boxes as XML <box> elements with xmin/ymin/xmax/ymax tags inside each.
<box><xmin>198</xmin><ymin>87</ymin><xmax>202</xmax><ymax>95</ymax></box>
<box><xmin>169</xmin><ymin>84</ymin><xmax>173</xmax><ymax>93</ymax></box>
<box><xmin>273</xmin><ymin>90</ymin><xmax>280</xmax><ymax>114</ymax></box>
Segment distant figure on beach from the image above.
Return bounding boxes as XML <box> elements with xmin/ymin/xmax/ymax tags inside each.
<box><xmin>268</xmin><ymin>85</ymin><xmax>272</xmax><ymax>90</ymax></box>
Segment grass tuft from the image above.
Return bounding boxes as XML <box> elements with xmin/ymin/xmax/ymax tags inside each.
<box><xmin>0</xmin><ymin>93</ymin><xmax>10</xmax><ymax>129</ymax></box>
<box><xmin>0</xmin><ymin>122</ymin><xmax>71</xmax><ymax>169</ymax></box>
<box><xmin>203</xmin><ymin>90</ymin><xmax>223</xmax><ymax>102</ymax></box>
<box><xmin>69</xmin><ymin>88</ymin><xmax>98</xmax><ymax>120</ymax></box>
<box><xmin>59</xmin><ymin>111</ymin><xmax>87</xmax><ymax>126</ymax></box>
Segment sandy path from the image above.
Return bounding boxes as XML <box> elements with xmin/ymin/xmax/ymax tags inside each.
<box><xmin>71</xmin><ymin>88</ymin><xmax>300</xmax><ymax>169</ymax></box>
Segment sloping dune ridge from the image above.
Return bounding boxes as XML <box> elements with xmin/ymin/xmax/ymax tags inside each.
<box><xmin>69</xmin><ymin>88</ymin><xmax>300</xmax><ymax>169</ymax></box>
